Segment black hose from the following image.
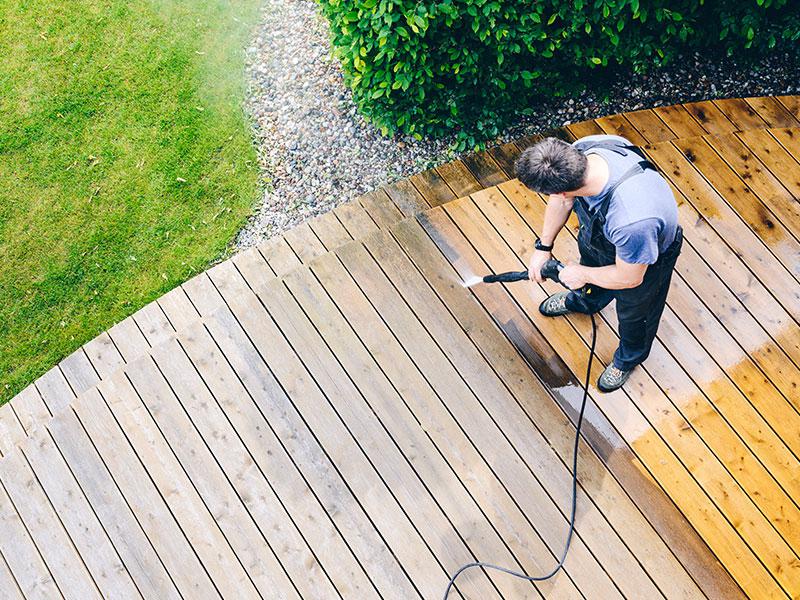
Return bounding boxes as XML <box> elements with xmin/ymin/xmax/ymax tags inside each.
<box><xmin>442</xmin><ymin>312</ymin><xmax>598</xmax><ymax>599</ymax></box>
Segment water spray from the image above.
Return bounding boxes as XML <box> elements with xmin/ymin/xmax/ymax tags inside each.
<box><xmin>444</xmin><ymin>257</ymin><xmax>597</xmax><ymax>598</ymax></box>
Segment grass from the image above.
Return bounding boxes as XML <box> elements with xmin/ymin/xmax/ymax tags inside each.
<box><xmin>0</xmin><ymin>0</ymin><xmax>263</xmax><ymax>403</ymax></box>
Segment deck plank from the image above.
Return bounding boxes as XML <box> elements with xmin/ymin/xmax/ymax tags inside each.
<box><xmin>0</xmin><ymin>407</ymin><xmax>25</xmax><ymax>456</ymax></box>
<box><xmin>282</xmin><ymin>221</ymin><xmax>327</xmax><ymax>264</ymax></box>
<box><xmin>231</xmin><ymin>246</ymin><xmax>276</xmax><ymax>289</ymax></box>
<box><xmin>108</xmin><ymin>316</ymin><xmax>150</xmax><ymax>361</ymax></box>
<box><xmin>768</xmin><ymin>127</ymin><xmax>800</xmax><ymax>167</ymax></box>
<box><xmin>461</xmin><ymin>151</ymin><xmax>509</xmax><ymax>188</ymax></box>
<box><xmin>82</xmin><ymin>332</ymin><xmax>125</xmax><ymax>380</ymax></box>
<box><xmin>181</xmin><ymin>271</ymin><xmax>226</xmax><ymax>318</ymax></box>
<box><xmin>132</xmin><ymin>300</ymin><xmax>174</xmax><ymax>348</ymax></box>
<box><xmin>430</xmin><ymin>198</ymin><xmax>788</xmax><ymax>598</ymax></box>
<box><xmin>357</xmin><ymin>189</ymin><xmax>404</xmax><ymax>229</ymax></box>
<box><xmin>683</xmin><ymin>101</ymin><xmax>737</xmax><ymax>135</ymax></box>
<box><xmin>566</xmin><ymin>119</ymin><xmax>604</xmax><ymax>139</ymax></box>
<box><xmin>307</xmin><ymin>211</ymin><xmax>353</xmax><ymax>249</ymax></box>
<box><xmin>338</xmin><ymin>235</ymin><xmax>676</xmax><ymax>599</ymax></box>
<box><xmin>470</xmin><ymin>188</ymin><xmax>800</xmax><ymax>591</ymax></box>
<box><xmin>0</xmin><ymin>449</ymin><xmax>102</xmax><ymax>599</ymax></box>
<box><xmin>595</xmin><ymin>113</ymin><xmax>648</xmax><ymax>145</ymax></box>
<box><xmin>382</xmin><ymin>178</ymin><xmax>430</xmax><ymax>216</ymax></box>
<box><xmin>258</xmin><ymin>235</ymin><xmax>302</xmax><ymax>277</ymax></box>
<box><xmin>0</xmin><ymin>480</ymin><xmax>60</xmax><ymax>599</ymax></box>
<box><xmin>713</xmin><ymin>98</ymin><xmax>766</xmax><ymax>131</ymax></box>
<box><xmin>22</xmin><ymin>431</ymin><xmax>141</xmax><ymax>598</ymax></box>
<box><xmin>49</xmin><ymin>407</ymin><xmax>180</xmax><ymax>599</ymax></box>
<box><xmin>435</xmin><ymin>159</ymin><xmax>483</xmax><ymax>199</ymax></box>
<box><xmin>157</xmin><ymin>287</ymin><xmax>200</xmax><ymax>332</ymax></box>
<box><xmin>35</xmin><ymin>366</ymin><xmax>74</xmax><ymax>413</ymax></box>
<box><xmin>653</xmin><ymin>105</ymin><xmax>707</xmax><ymax>139</ymax></box>
<box><xmin>624</xmin><ymin>109</ymin><xmax>677</xmax><ymax>142</ymax></box>
<box><xmin>333</xmin><ymin>202</ymin><xmax>380</xmax><ymax>237</ymax></box>
<box><xmin>777</xmin><ymin>96</ymin><xmax>800</xmax><ymax>119</ymax></box>
<box><xmin>74</xmin><ymin>387</ymin><xmax>222</xmax><ymax>599</ymax></box>
<box><xmin>99</xmin><ymin>372</ymin><xmax>260</xmax><ymax>599</ymax></box>
<box><xmin>393</xmin><ymin>217</ymin><xmax>728</xmax><ymax>600</ymax></box>
<box><xmin>745</xmin><ymin>97</ymin><xmax>800</xmax><ymax>128</ymax></box>
<box><xmin>0</xmin><ymin>552</ymin><xmax>23</xmax><ymax>599</ymax></box>
<box><xmin>8</xmin><ymin>385</ymin><xmax>49</xmax><ymax>436</ymax></box>
<box><xmin>486</xmin><ymin>141</ymin><xmax>522</xmax><ymax>177</ymax></box>
<box><xmin>215</xmin><ymin>288</ymin><xmax>422</xmax><ymax>599</ymax></box>
<box><xmin>408</xmin><ymin>169</ymin><xmax>457</xmax><ymax>207</ymax></box>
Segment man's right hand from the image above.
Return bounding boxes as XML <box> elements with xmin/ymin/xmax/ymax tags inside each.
<box><xmin>528</xmin><ymin>249</ymin><xmax>552</xmax><ymax>283</ymax></box>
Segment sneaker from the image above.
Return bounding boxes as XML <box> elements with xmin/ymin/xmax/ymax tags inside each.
<box><xmin>597</xmin><ymin>364</ymin><xmax>633</xmax><ymax>393</ymax></box>
<box><xmin>539</xmin><ymin>291</ymin><xmax>572</xmax><ymax>317</ymax></box>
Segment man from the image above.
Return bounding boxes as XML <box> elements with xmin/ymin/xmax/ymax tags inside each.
<box><xmin>514</xmin><ymin>135</ymin><xmax>682</xmax><ymax>392</ymax></box>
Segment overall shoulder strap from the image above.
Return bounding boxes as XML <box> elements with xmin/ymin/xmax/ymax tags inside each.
<box><xmin>574</xmin><ymin>139</ymin><xmax>635</xmax><ymax>157</ymax></box>
<box><xmin>596</xmin><ymin>160</ymin><xmax>656</xmax><ymax>216</ymax></box>
<box><xmin>575</xmin><ymin>139</ymin><xmax>656</xmax><ymax>164</ymax></box>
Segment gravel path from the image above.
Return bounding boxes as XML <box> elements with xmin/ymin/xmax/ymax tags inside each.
<box><xmin>236</xmin><ymin>0</ymin><xmax>799</xmax><ymax>250</ymax></box>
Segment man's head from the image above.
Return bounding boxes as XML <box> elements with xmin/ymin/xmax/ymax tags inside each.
<box><xmin>515</xmin><ymin>137</ymin><xmax>588</xmax><ymax>195</ymax></box>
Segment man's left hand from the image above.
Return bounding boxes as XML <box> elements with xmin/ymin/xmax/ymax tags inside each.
<box><xmin>559</xmin><ymin>263</ymin><xmax>588</xmax><ymax>290</ymax></box>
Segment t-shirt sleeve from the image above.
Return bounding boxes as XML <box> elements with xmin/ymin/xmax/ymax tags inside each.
<box><xmin>610</xmin><ymin>218</ymin><xmax>661</xmax><ymax>265</ymax></box>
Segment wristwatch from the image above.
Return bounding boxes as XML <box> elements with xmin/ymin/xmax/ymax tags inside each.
<box><xmin>535</xmin><ymin>238</ymin><xmax>554</xmax><ymax>252</ymax></box>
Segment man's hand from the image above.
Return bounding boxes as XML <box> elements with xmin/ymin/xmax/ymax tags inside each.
<box><xmin>528</xmin><ymin>249</ymin><xmax>552</xmax><ymax>283</ymax></box>
<box><xmin>559</xmin><ymin>263</ymin><xmax>588</xmax><ymax>290</ymax></box>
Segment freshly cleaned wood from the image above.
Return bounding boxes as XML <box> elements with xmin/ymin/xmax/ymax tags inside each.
<box><xmin>435</xmin><ymin>159</ymin><xmax>483</xmax><ymax>198</ymax></box>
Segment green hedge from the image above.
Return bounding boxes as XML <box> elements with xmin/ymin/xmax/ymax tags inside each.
<box><xmin>318</xmin><ymin>0</ymin><xmax>800</xmax><ymax>148</ymax></box>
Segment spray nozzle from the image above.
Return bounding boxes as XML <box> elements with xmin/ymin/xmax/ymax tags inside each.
<box><xmin>479</xmin><ymin>259</ymin><xmax>567</xmax><ymax>287</ymax></box>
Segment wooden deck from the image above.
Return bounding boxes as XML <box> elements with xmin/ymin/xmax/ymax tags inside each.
<box><xmin>1</xmin><ymin>96</ymin><xmax>799</xmax><ymax>599</ymax></box>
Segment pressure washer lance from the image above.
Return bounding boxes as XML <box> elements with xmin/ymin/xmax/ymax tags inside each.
<box><xmin>444</xmin><ymin>259</ymin><xmax>598</xmax><ymax>599</ymax></box>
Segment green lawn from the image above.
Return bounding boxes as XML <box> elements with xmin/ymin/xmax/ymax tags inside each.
<box><xmin>0</xmin><ymin>0</ymin><xmax>263</xmax><ymax>403</ymax></box>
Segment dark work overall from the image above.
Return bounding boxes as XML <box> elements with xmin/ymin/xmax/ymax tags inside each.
<box><xmin>564</xmin><ymin>142</ymin><xmax>684</xmax><ymax>371</ymax></box>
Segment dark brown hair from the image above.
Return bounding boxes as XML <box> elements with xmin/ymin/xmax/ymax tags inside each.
<box><xmin>514</xmin><ymin>137</ymin><xmax>588</xmax><ymax>194</ymax></box>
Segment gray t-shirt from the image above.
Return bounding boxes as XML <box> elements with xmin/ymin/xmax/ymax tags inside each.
<box><xmin>573</xmin><ymin>134</ymin><xmax>679</xmax><ymax>265</ymax></box>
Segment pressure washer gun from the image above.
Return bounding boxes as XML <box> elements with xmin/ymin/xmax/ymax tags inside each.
<box><xmin>481</xmin><ymin>258</ymin><xmax>568</xmax><ymax>287</ymax></box>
